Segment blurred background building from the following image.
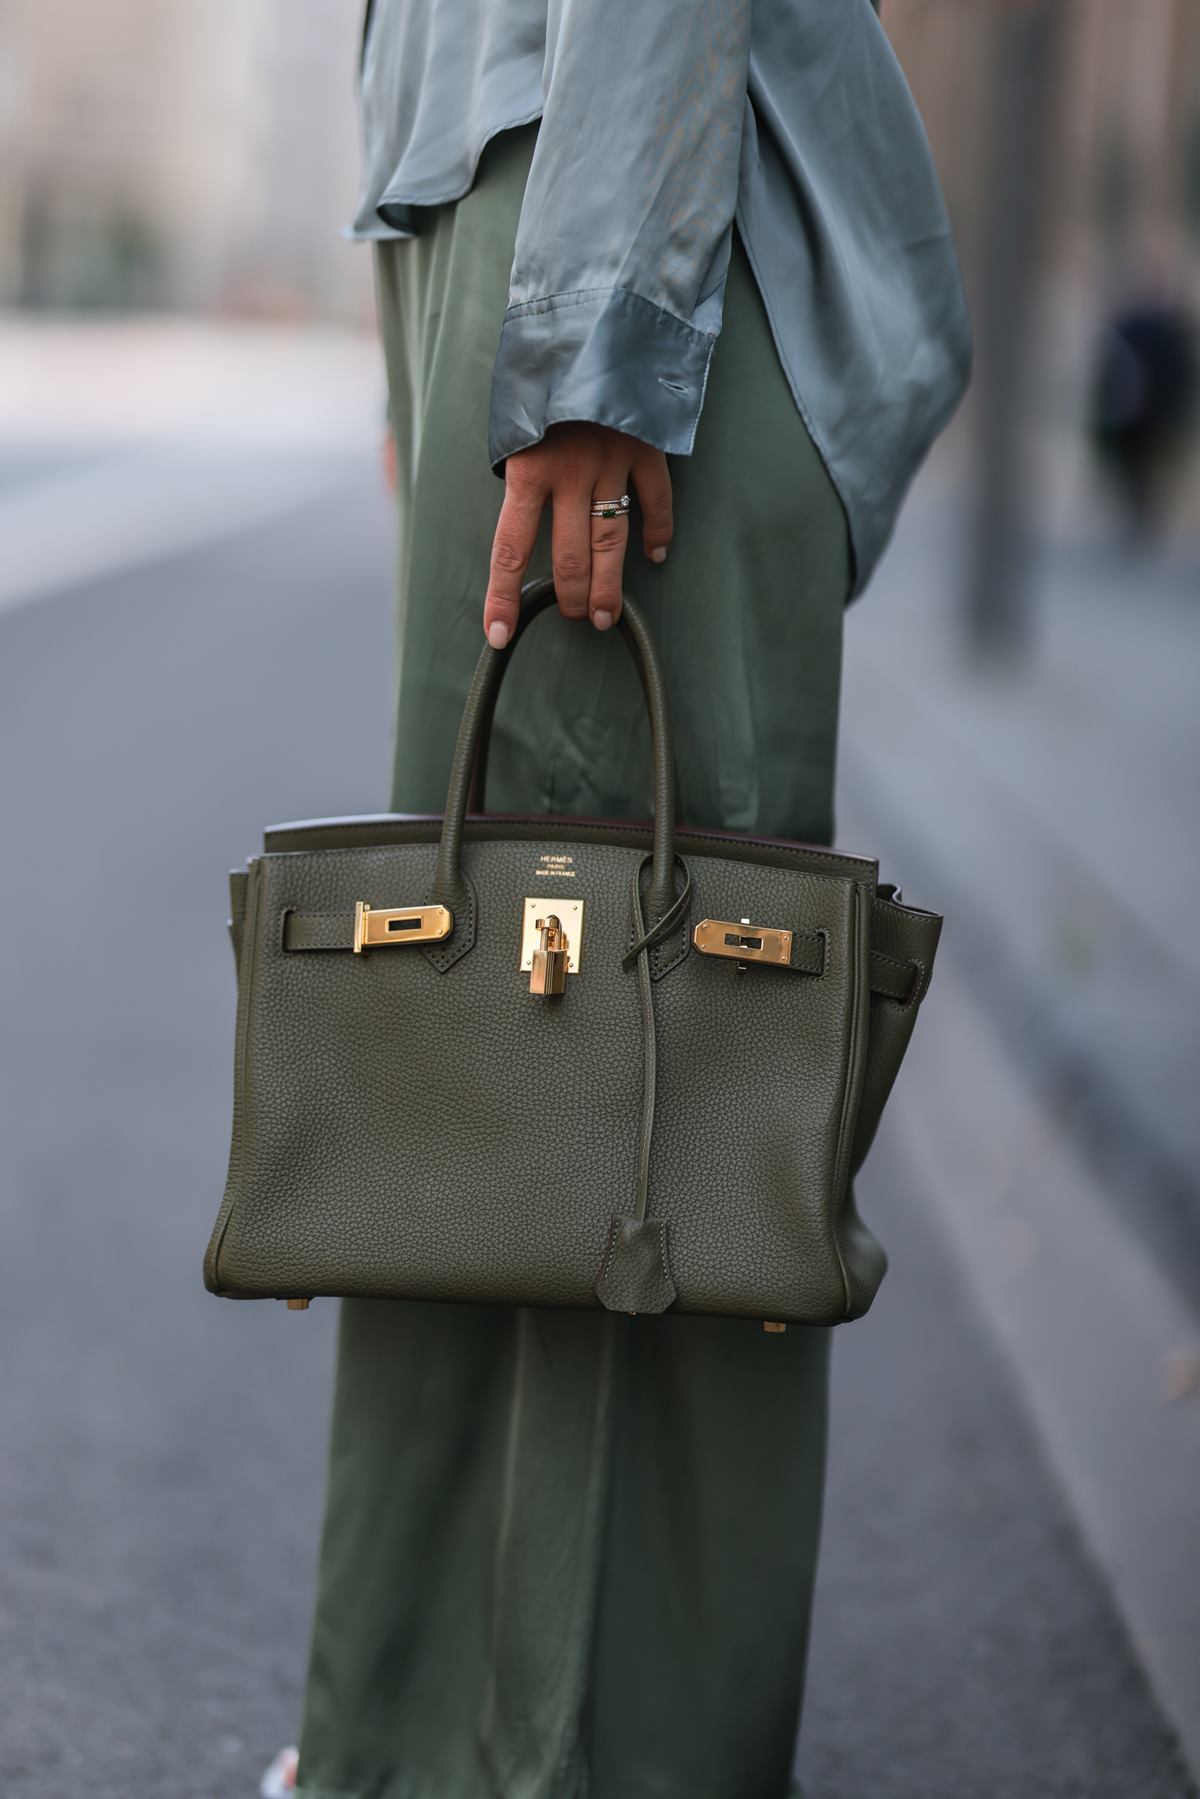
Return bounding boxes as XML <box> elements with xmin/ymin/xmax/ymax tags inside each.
<box><xmin>0</xmin><ymin>0</ymin><xmax>372</xmax><ymax>322</ymax></box>
<box><xmin>889</xmin><ymin>0</ymin><xmax>1200</xmax><ymax>612</ymax></box>
<box><xmin>895</xmin><ymin>0</ymin><xmax>1200</xmax><ymax>292</ymax></box>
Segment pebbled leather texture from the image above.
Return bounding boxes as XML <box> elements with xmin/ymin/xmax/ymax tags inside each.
<box><xmin>206</xmin><ymin>586</ymin><xmax>942</xmax><ymax>1326</ymax></box>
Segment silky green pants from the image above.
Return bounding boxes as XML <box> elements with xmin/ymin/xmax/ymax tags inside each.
<box><xmin>296</xmin><ymin>121</ymin><xmax>851</xmax><ymax>1799</ymax></box>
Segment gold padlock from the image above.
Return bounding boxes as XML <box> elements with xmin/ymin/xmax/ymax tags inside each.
<box><xmin>530</xmin><ymin>914</ymin><xmax>569</xmax><ymax>995</ymax></box>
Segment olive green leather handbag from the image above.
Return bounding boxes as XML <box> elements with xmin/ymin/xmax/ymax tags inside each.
<box><xmin>204</xmin><ymin>578</ymin><xmax>941</xmax><ymax>1327</ymax></box>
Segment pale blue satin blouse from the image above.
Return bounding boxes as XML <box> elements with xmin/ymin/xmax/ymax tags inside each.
<box><xmin>347</xmin><ymin>0</ymin><xmax>971</xmax><ymax>598</ymax></box>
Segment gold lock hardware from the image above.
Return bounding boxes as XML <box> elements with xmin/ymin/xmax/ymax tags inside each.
<box><xmin>520</xmin><ymin>896</ymin><xmax>584</xmax><ymax>985</ymax></box>
<box><xmin>692</xmin><ymin>917</ymin><xmax>794</xmax><ymax>966</ymax></box>
<box><xmin>352</xmin><ymin>901</ymin><xmax>452</xmax><ymax>953</ymax></box>
<box><xmin>529</xmin><ymin>914</ymin><xmax>569</xmax><ymax>995</ymax></box>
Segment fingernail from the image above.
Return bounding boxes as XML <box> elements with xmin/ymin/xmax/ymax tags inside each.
<box><xmin>651</xmin><ymin>546</ymin><xmax>667</xmax><ymax>564</ymax></box>
<box><xmin>593</xmin><ymin>609</ymin><xmax>613</xmax><ymax>631</ymax></box>
<box><xmin>487</xmin><ymin>621</ymin><xmax>509</xmax><ymax>649</ymax></box>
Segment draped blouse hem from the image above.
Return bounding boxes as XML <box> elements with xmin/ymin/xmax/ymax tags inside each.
<box><xmin>348</xmin><ymin>106</ymin><xmax>549</xmax><ymax>241</ymax></box>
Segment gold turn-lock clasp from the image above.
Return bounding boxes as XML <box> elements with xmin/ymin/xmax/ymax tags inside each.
<box><xmin>529</xmin><ymin>914</ymin><xmax>570</xmax><ymax>995</ymax></box>
<box><xmin>520</xmin><ymin>896</ymin><xmax>584</xmax><ymax>989</ymax></box>
<box><xmin>352</xmin><ymin>901</ymin><xmax>453</xmax><ymax>953</ymax></box>
<box><xmin>692</xmin><ymin>917</ymin><xmax>794</xmax><ymax>967</ymax></box>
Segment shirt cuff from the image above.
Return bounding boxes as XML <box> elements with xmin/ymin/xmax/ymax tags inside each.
<box><xmin>488</xmin><ymin>286</ymin><xmax>717</xmax><ymax>472</ymax></box>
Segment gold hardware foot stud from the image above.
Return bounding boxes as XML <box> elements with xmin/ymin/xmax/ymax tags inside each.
<box><xmin>285</xmin><ymin>1298</ymin><xmax>311</xmax><ymax>1310</ymax></box>
<box><xmin>763</xmin><ymin>1321</ymin><xmax>787</xmax><ymax>1333</ymax></box>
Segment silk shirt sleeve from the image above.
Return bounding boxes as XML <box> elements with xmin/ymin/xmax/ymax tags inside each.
<box><xmin>487</xmin><ymin>0</ymin><xmax>753</xmax><ymax>472</ymax></box>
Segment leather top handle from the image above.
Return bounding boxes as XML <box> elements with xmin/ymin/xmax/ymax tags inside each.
<box><xmin>434</xmin><ymin>577</ymin><xmax>678</xmax><ymax>928</ymax></box>
<box><xmin>468</xmin><ymin>604</ymin><xmax>687</xmax><ymax>836</ymax></box>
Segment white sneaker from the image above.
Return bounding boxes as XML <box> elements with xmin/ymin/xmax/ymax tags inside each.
<box><xmin>259</xmin><ymin>1745</ymin><xmax>299</xmax><ymax>1797</ymax></box>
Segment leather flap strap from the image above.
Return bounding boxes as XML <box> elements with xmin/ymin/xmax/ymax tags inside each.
<box><xmin>788</xmin><ymin>935</ymin><xmax>826</xmax><ymax>975</ymax></box>
<box><xmin>867</xmin><ymin>948</ymin><xmax>922</xmax><ymax>1006</ymax></box>
<box><xmin>281</xmin><ymin>910</ymin><xmax>353</xmax><ymax>952</ymax></box>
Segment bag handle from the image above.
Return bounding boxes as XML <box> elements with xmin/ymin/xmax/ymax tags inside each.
<box><xmin>431</xmin><ymin>577</ymin><xmax>678</xmax><ymax>942</ymax></box>
<box><xmin>468</xmin><ymin>618</ymin><xmax>687</xmax><ymax>833</ymax></box>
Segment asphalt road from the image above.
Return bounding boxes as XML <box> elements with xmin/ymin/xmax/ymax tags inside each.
<box><xmin>0</xmin><ymin>452</ymin><xmax>1193</xmax><ymax>1798</ymax></box>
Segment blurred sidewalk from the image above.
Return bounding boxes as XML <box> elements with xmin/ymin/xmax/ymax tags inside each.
<box><xmin>835</xmin><ymin>457</ymin><xmax>1200</xmax><ymax>1778</ymax></box>
<box><xmin>840</xmin><ymin>472</ymin><xmax>1200</xmax><ymax>1305</ymax></box>
<box><xmin>0</xmin><ymin>313</ymin><xmax>382</xmax><ymax>449</ymax></box>
<box><xmin>0</xmin><ymin>313</ymin><xmax>384</xmax><ymax>614</ymax></box>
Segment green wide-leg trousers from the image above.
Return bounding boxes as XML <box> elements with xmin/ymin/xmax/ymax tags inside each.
<box><xmin>296</xmin><ymin>121</ymin><xmax>851</xmax><ymax>1799</ymax></box>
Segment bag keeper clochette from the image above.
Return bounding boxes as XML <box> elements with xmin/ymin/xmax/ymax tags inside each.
<box><xmin>204</xmin><ymin>577</ymin><xmax>941</xmax><ymax>1331</ymax></box>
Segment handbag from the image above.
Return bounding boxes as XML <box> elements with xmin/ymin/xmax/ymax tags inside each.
<box><xmin>203</xmin><ymin>577</ymin><xmax>941</xmax><ymax>1328</ymax></box>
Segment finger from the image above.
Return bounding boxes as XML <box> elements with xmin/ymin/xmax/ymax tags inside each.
<box><xmin>551</xmin><ymin>466</ymin><xmax>592</xmax><ymax>620</ymax></box>
<box><xmin>588</xmin><ymin>471</ymin><xmax>632</xmax><ymax>629</ymax></box>
<box><xmin>484</xmin><ymin>468</ymin><xmax>545</xmax><ymax>647</ymax></box>
<box><xmin>631</xmin><ymin>448</ymin><xmax>674</xmax><ymax>563</ymax></box>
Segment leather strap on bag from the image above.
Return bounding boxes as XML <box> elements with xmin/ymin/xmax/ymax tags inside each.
<box><xmin>594</xmin><ymin>850</ymin><xmax>679</xmax><ymax>1315</ymax></box>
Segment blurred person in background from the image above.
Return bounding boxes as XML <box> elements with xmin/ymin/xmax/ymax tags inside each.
<box><xmin>1088</xmin><ymin>288</ymin><xmax>1200</xmax><ymax>540</ymax></box>
<box><xmin>262</xmin><ymin>4</ymin><xmax>969</xmax><ymax>1796</ymax></box>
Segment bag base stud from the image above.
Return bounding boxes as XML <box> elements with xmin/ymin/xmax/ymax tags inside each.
<box><xmin>284</xmin><ymin>1298</ymin><xmax>311</xmax><ymax>1310</ymax></box>
<box><xmin>763</xmin><ymin>1321</ymin><xmax>787</xmax><ymax>1333</ymax></box>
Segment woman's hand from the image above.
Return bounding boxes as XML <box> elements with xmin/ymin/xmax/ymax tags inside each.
<box><xmin>483</xmin><ymin>421</ymin><xmax>673</xmax><ymax>647</ymax></box>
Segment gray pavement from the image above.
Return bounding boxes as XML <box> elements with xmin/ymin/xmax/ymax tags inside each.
<box><xmin>0</xmin><ymin>442</ymin><xmax>1195</xmax><ymax>1798</ymax></box>
<box><xmin>836</xmin><ymin>493</ymin><xmax>1200</xmax><ymax>1312</ymax></box>
<box><xmin>833</xmin><ymin>472</ymin><xmax>1200</xmax><ymax>1778</ymax></box>
<box><xmin>803</xmin><ymin>1108</ymin><xmax>1196</xmax><ymax>1799</ymax></box>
